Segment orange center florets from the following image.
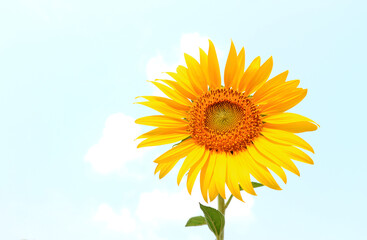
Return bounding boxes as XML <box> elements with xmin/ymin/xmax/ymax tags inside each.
<box><xmin>188</xmin><ymin>88</ymin><xmax>263</xmax><ymax>153</ymax></box>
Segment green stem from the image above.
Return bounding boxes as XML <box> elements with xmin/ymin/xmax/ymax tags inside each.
<box><xmin>217</xmin><ymin>195</ymin><xmax>225</xmax><ymax>240</ymax></box>
<box><xmin>224</xmin><ymin>194</ymin><xmax>233</xmax><ymax>210</ymax></box>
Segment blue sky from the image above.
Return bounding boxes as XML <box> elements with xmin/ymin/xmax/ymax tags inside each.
<box><xmin>0</xmin><ymin>0</ymin><xmax>366</xmax><ymax>239</ymax></box>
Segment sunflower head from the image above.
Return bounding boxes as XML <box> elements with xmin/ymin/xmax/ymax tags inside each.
<box><xmin>135</xmin><ymin>40</ymin><xmax>318</xmax><ymax>202</ymax></box>
<box><xmin>188</xmin><ymin>88</ymin><xmax>263</xmax><ymax>153</ymax></box>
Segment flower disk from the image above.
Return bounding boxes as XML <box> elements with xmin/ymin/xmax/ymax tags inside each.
<box><xmin>188</xmin><ymin>89</ymin><xmax>263</xmax><ymax>152</ymax></box>
<box><xmin>135</xmin><ymin>40</ymin><xmax>319</xmax><ymax>203</ymax></box>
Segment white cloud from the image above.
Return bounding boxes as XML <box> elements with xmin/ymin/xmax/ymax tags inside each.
<box><xmin>179</xmin><ymin>33</ymin><xmax>210</xmax><ymax>60</ymax></box>
<box><xmin>146</xmin><ymin>33</ymin><xmax>210</xmax><ymax>97</ymax></box>
<box><xmin>84</xmin><ymin>113</ymin><xmax>143</xmax><ymax>174</ymax></box>
<box><xmin>146</xmin><ymin>33</ymin><xmax>210</xmax><ymax>81</ymax></box>
<box><xmin>93</xmin><ymin>189</ymin><xmax>201</xmax><ymax>239</ymax></box>
<box><xmin>187</xmin><ymin>235</ymin><xmax>205</xmax><ymax>240</ymax></box>
<box><xmin>226</xmin><ymin>192</ymin><xmax>254</xmax><ymax>219</ymax></box>
<box><xmin>93</xmin><ymin>183</ymin><xmax>254</xmax><ymax>239</ymax></box>
<box><xmin>93</xmin><ymin>204</ymin><xmax>136</xmax><ymax>233</ymax></box>
<box><xmin>133</xmin><ymin>184</ymin><xmax>254</xmax><ymax>227</ymax></box>
<box><xmin>136</xmin><ymin>189</ymin><xmax>198</xmax><ymax>223</ymax></box>
<box><xmin>146</xmin><ymin>54</ymin><xmax>175</xmax><ymax>82</ymax></box>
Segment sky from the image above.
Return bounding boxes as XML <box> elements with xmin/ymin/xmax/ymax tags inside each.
<box><xmin>0</xmin><ymin>0</ymin><xmax>366</xmax><ymax>239</ymax></box>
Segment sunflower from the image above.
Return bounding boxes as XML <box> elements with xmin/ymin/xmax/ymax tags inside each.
<box><xmin>135</xmin><ymin>40</ymin><xmax>318</xmax><ymax>202</ymax></box>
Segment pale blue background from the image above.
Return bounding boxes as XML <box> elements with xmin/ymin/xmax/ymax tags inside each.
<box><xmin>1</xmin><ymin>0</ymin><xmax>366</xmax><ymax>239</ymax></box>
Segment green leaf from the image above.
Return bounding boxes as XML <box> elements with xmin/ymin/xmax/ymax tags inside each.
<box><xmin>199</xmin><ymin>203</ymin><xmax>225</xmax><ymax>237</ymax></box>
<box><xmin>239</xmin><ymin>182</ymin><xmax>264</xmax><ymax>191</ymax></box>
<box><xmin>185</xmin><ymin>216</ymin><xmax>206</xmax><ymax>227</ymax></box>
<box><xmin>172</xmin><ymin>136</ymin><xmax>192</xmax><ymax>148</ymax></box>
<box><xmin>251</xmin><ymin>181</ymin><xmax>264</xmax><ymax>188</ymax></box>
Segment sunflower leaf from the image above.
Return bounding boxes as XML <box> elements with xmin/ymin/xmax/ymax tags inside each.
<box><xmin>185</xmin><ymin>216</ymin><xmax>207</xmax><ymax>227</ymax></box>
<box><xmin>239</xmin><ymin>182</ymin><xmax>264</xmax><ymax>191</ymax></box>
<box><xmin>251</xmin><ymin>182</ymin><xmax>264</xmax><ymax>188</ymax></box>
<box><xmin>199</xmin><ymin>203</ymin><xmax>225</xmax><ymax>237</ymax></box>
<box><xmin>171</xmin><ymin>136</ymin><xmax>192</xmax><ymax>148</ymax></box>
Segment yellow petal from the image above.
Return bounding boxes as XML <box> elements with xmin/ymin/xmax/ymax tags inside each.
<box><xmin>253</xmin><ymin>137</ymin><xmax>300</xmax><ymax>176</ymax></box>
<box><xmin>153</xmin><ymin>139</ymin><xmax>196</xmax><ymax>163</ymax></box>
<box><xmin>200</xmin><ymin>153</ymin><xmax>216</xmax><ymax>202</ymax></box>
<box><xmin>212</xmin><ymin>152</ymin><xmax>227</xmax><ymax>199</ymax></box>
<box><xmin>199</xmin><ymin>160</ymin><xmax>209</xmax><ymax>202</ymax></box>
<box><xmin>158</xmin><ymin>79</ymin><xmax>198</xmax><ymax>100</ymax></box>
<box><xmin>247</xmin><ymin>145</ymin><xmax>287</xmax><ymax>183</ymax></box>
<box><xmin>241</xmin><ymin>150</ymin><xmax>281</xmax><ymax>190</ymax></box>
<box><xmin>203</xmin><ymin>153</ymin><xmax>217</xmax><ymax>192</ymax></box>
<box><xmin>135</xmin><ymin>115</ymin><xmax>187</xmax><ymax>128</ymax></box>
<box><xmin>253</xmin><ymin>79</ymin><xmax>299</xmax><ymax>104</ymax></box>
<box><xmin>260</xmin><ymin>89</ymin><xmax>307</xmax><ymax>115</ymax></box>
<box><xmin>166</xmin><ymin>71</ymin><xmax>198</xmax><ymax>99</ymax></box>
<box><xmin>253</xmin><ymin>70</ymin><xmax>289</xmax><ymax>99</ymax></box>
<box><xmin>209</xmin><ymin>180</ymin><xmax>219</xmax><ymax>202</ymax></box>
<box><xmin>234</xmin><ymin>153</ymin><xmax>256</xmax><ymax>195</ymax></box>
<box><xmin>186</xmin><ymin>150</ymin><xmax>210</xmax><ymax>194</ymax></box>
<box><xmin>154</xmin><ymin>161</ymin><xmax>166</xmax><ymax>174</ymax></box>
<box><xmin>199</xmin><ymin>48</ymin><xmax>209</xmax><ymax>85</ymax></box>
<box><xmin>281</xmin><ymin>146</ymin><xmax>314</xmax><ymax>164</ymax></box>
<box><xmin>135</xmin><ymin>101</ymin><xmax>187</xmax><ymax>118</ymax></box>
<box><xmin>149</xmin><ymin>81</ymin><xmax>192</xmax><ymax>106</ymax></box>
<box><xmin>176</xmin><ymin>66</ymin><xmax>202</xmax><ymax>95</ymax></box>
<box><xmin>244</xmin><ymin>56</ymin><xmax>273</xmax><ymax>95</ymax></box>
<box><xmin>157</xmin><ymin>159</ymin><xmax>180</xmax><ymax>179</ymax></box>
<box><xmin>263</xmin><ymin>113</ymin><xmax>319</xmax><ymax>133</ymax></box>
<box><xmin>224</xmin><ymin>40</ymin><xmax>238</xmax><ymax>88</ymax></box>
<box><xmin>136</xmin><ymin>127</ymin><xmax>188</xmax><ymax>139</ymax></box>
<box><xmin>208</xmin><ymin>40</ymin><xmax>221</xmax><ymax>89</ymax></box>
<box><xmin>261</xmin><ymin>128</ymin><xmax>315</xmax><ymax>153</ymax></box>
<box><xmin>177</xmin><ymin>145</ymin><xmax>206</xmax><ymax>185</ymax></box>
<box><xmin>238</xmin><ymin>56</ymin><xmax>261</xmax><ymax>92</ymax></box>
<box><xmin>137</xmin><ymin>96</ymin><xmax>189</xmax><ymax>111</ymax></box>
<box><xmin>184</xmin><ymin>53</ymin><xmax>208</xmax><ymax>93</ymax></box>
<box><xmin>137</xmin><ymin>133</ymin><xmax>190</xmax><ymax>148</ymax></box>
<box><xmin>264</xmin><ymin>122</ymin><xmax>319</xmax><ymax>133</ymax></box>
<box><xmin>264</xmin><ymin>113</ymin><xmax>317</xmax><ymax>124</ymax></box>
<box><xmin>226</xmin><ymin>154</ymin><xmax>243</xmax><ymax>201</ymax></box>
<box><xmin>230</xmin><ymin>47</ymin><xmax>246</xmax><ymax>91</ymax></box>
